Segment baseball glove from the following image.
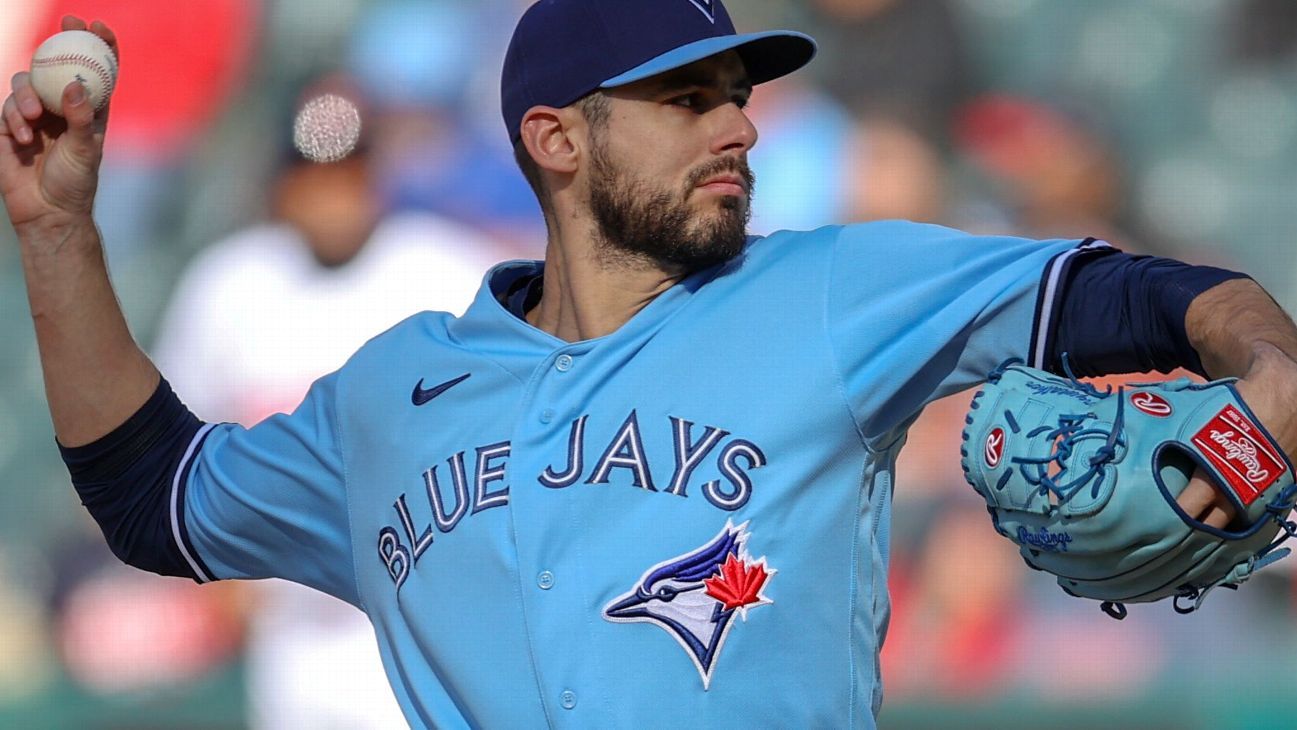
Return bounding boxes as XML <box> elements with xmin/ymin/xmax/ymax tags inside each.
<box><xmin>960</xmin><ymin>360</ymin><xmax>1297</xmax><ymax>619</ymax></box>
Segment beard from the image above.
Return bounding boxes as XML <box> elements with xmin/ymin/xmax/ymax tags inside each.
<box><xmin>587</xmin><ymin>138</ymin><xmax>755</xmax><ymax>273</ymax></box>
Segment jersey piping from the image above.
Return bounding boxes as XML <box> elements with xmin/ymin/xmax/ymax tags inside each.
<box><xmin>171</xmin><ymin>422</ymin><xmax>219</xmax><ymax>583</ymax></box>
<box><xmin>1029</xmin><ymin>237</ymin><xmax>1113</xmax><ymax>369</ymax></box>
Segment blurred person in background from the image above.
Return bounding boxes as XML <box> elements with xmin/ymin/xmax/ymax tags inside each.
<box><xmin>151</xmin><ymin>73</ymin><xmax>510</xmax><ymax>729</ymax></box>
<box><xmin>733</xmin><ymin>0</ymin><xmax>965</xmax><ymax>234</ymax></box>
<box><xmin>881</xmin><ymin>501</ymin><xmax>1025</xmax><ymax>700</ymax></box>
<box><xmin>742</xmin><ymin>0</ymin><xmax>971</xmax><ymax>142</ymax></box>
<box><xmin>741</xmin><ymin>74</ymin><xmax>853</xmax><ymax>234</ymax></box>
<box><xmin>952</xmin><ymin>94</ymin><xmax>1139</xmax><ymax>247</ymax></box>
<box><xmin>840</xmin><ymin>114</ymin><xmax>947</xmax><ymax>225</ymax></box>
<box><xmin>742</xmin><ymin>89</ymin><xmax>948</xmax><ymax>236</ymax></box>
<box><xmin>1227</xmin><ymin>0</ymin><xmax>1297</xmax><ymax>67</ymax></box>
<box><xmin>350</xmin><ymin>0</ymin><xmax>544</xmax><ymax>250</ymax></box>
<box><xmin>45</xmin><ymin>524</ymin><xmax>247</xmax><ymax>698</ymax></box>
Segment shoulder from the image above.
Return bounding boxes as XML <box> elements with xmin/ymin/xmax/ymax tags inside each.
<box><xmin>829</xmin><ymin>220</ymin><xmax>986</xmax><ymax>250</ymax></box>
<box><xmin>354</xmin><ymin>309</ymin><xmax>455</xmax><ymax>355</ymax></box>
<box><xmin>733</xmin><ymin>220</ymin><xmax>958</xmax><ymax>277</ymax></box>
<box><xmin>743</xmin><ymin>220</ymin><xmax>964</xmax><ymax>259</ymax></box>
<box><xmin>337</xmin><ymin>309</ymin><xmax>458</xmax><ymax>376</ymax></box>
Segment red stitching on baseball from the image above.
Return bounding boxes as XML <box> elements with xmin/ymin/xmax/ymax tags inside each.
<box><xmin>32</xmin><ymin>52</ymin><xmax>115</xmax><ymax>105</ymax></box>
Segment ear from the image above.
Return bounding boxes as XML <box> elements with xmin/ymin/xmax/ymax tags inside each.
<box><xmin>520</xmin><ymin>106</ymin><xmax>582</xmax><ymax>176</ymax></box>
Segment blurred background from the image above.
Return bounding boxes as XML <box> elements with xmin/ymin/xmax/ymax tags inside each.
<box><xmin>2</xmin><ymin>0</ymin><xmax>1297</xmax><ymax>728</ymax></box>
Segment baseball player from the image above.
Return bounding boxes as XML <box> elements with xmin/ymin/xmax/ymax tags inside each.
<box><xmin>5</xmin><ymin>5</ymin><xmax>1297</xmax><ymax>729</ymax></box>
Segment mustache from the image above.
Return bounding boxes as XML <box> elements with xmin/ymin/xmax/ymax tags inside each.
<box><xmin>686</xmin><ymin>157</ymin><xmax>756</xmax><ymax>194</ymax></box>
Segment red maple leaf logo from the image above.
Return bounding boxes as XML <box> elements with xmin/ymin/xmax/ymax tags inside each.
<box><xmin>704</xmin><ymin>554</ymin><xmax>772</xmax><ymax>612</ymax></box>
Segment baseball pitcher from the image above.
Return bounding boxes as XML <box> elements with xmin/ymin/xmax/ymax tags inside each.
<box><xmin>5</xmin><ymin>4</ymin><xmax>1297</xmax><ymax>728</ymax></box>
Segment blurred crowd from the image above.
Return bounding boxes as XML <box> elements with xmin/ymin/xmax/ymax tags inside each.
<box><xmin>3</xmin><ymin>0</ymin><xmax>1297</xmax><ymax>727</ymax></box>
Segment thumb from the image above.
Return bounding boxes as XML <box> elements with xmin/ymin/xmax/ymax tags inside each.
<box><xmin>43</xmin><ymin>80</ymin><xmax>105</xmax><ymax>215</ymax></box>
<box><xmin>60</xmin><ymin>80</ymin><xmax>101</xmax><ymax>154</ymax></box>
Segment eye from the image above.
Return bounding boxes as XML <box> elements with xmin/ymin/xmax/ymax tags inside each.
<box><xmin>670</xmin><ymin>93</ymin><xmax>702</xmax><ymax>109</ymax></box>
<box><xmin>655</xmin><ymin>586</ymin><xmax>680</xmax><ymax>602</ymax></box>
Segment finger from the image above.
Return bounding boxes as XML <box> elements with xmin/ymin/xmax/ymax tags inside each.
<box><xmin>3</xmin><ymin>94</ymin><xmax>33</xmax><ymax>145</ymax></box>
<box><xmin>11</xmin><ymin>73</ymin><xmax>43</xmax><ymax>120</ymax></box>
<box><xmin>1177</xmin><ymin>470</ymin><xmax>1239</xmax><ymax>529</ymax></box>
<box><xmin>61</xmin><ymin>15</ymin><xmax>88</xmax><ymax>32</ymax></box>
<box><xmin>89</xmin><ymin>20</ymin><xmax>120</xmax><ymax>58</ymax></box>
<box><xmin>1177</xmin><ymin>476</ymin><xmax>1213</xmax><ymax>517</ymax></box>
<box><xmin>1199</xmin><ymin>504</ymin><xmax>1233</xmax><ymax>530</ymax></box>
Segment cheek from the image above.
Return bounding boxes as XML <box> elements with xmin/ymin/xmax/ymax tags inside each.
<box><xmin>605</xmin><ymin>117</ymin><xmax>703</xmax><ymax>190</ymax></box>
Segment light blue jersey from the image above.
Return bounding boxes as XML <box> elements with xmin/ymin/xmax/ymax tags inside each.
<box><xmin>174</xmin><ymin>221</ymin><xmax>1088</xmax><ymax>728</ymax></box>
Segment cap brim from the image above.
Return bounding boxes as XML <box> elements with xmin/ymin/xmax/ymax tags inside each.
<box><xmin>599</xmin><ymin>30</ymin><xmax>816</xmax><ymax>89</ymax></box>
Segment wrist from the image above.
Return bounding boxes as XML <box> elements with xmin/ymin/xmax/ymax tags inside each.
<box><xmin>1236</xmin><ymin>344</ymin><xmax>1297</xmax><ymax>457</ymax></box>
<box><xmin>16</xmin><ymin>214</ymin><xmax>100</xmax><ymax>259</ymax></box>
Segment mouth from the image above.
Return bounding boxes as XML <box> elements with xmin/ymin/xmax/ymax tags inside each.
<box><xmin>696</xmin><ymin>174</ymin><xmax>748</xmax><ymax>197</ymax></box>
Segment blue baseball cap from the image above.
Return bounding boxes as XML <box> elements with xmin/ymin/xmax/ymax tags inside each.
<box><xmin>501</xmin><ymin>0</ymin><xmax>817</xmax><ymax>144</ymax></box>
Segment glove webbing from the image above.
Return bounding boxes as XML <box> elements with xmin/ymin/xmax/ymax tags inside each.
<box><xmin>987</xmin><ymin>358</ymin><xmax>1126</xmax><ymax>509</ymax></box>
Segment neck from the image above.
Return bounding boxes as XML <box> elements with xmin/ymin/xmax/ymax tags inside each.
<box><xmin>525</xmin><ymin>222</ymin><xmax>687</xmax><ymax>342</ymax></box>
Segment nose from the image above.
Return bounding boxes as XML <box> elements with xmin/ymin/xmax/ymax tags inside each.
<box><xmin>711</xmin><ymin>102</ymin><xmax>758</xmax><ymax>155</ymax></box>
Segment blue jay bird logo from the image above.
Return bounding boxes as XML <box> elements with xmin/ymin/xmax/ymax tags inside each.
<box><xmin>604</xmin><ymin>521</ymin><xmax>774</xmax><ymax>689</ymax></box>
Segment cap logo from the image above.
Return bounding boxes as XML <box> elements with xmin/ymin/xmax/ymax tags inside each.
<box><xmin>688</xmin><ymin>0</ymin><xmax>717</xmax><ymax>23</ymax></box>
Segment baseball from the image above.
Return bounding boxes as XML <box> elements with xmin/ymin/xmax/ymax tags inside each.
<box><xmin>29</xmin><ymin>30</ymin><xmax>118</xmax><ymax>115</ymax></box>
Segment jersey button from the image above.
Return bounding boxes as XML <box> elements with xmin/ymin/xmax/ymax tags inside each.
<box><xmin>560</xmin><ymin>690</ymin><xmax>577</xmax><ymax>710</ymax></box>
<box><xmin>555</xmin><ymin>354</ymin><xmax>574</xmax><ymax>372</ymax></box>
<box><xmin>540</xmin><ymin>408</ymin><xmax>555</xmax><ymax>424</ymax></box>
<box><xmin>537</xmin><ymin>571</ymin><xmax>555</xmax><ymax>590</ymax></box>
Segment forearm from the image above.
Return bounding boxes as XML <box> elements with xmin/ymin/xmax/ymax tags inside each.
<box><xmin>20</xmin><ymin>215</ymin><xmax>158</xmax><ymax>446</ymax></box>
<box><xmin>1185</xmin><ymin>277</ymin><xmax>1297</xmax><ymax>378</ymax></box>
<box><xmin>1185</xmin><ymin>277</ymin><xmax>1297</xmax><ymax>457</ymax></box>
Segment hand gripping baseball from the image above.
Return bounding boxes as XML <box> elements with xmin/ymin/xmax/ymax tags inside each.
<box><xmin>0</xmin><ymin>17</ymin><xmax>117</xmax><ymax>234</ymax></box>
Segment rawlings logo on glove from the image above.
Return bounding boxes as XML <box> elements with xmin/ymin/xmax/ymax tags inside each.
<box><xmin>960</xmin><ymin>360</ymin><xmax>1297</xmax><ymax>619</ymax></box>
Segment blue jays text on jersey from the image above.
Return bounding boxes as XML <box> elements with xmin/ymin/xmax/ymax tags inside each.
<box><xmin>171</xmin><ymin>222</ymin><xmax>1095</xmax><ymax>728</ymax></box>
<box><xmin>378</xmin><ymin>411</ymin><xmax>769</xmax><ymax>591</ymax></box>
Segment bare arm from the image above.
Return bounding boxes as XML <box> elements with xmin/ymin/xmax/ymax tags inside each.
<box><xmin>1178</xmin><ymin>277</ymin><xmax>1297</xmax><ymax>525</ymax></box>
<box><xmin>1187</xmin><ymin>277</ymin><xmax>1297</xmax><ymax>380</ymax></box>
<box><xmin>1</xmin><ymin>17</ymin><xmax>158</xmax><ymax>447</ymax></box>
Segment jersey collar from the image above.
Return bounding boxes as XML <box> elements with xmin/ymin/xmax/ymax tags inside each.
<box><xmin>447</xmin><ymin>256</ymin><xmax>733</xmax><ymax>381</ymax></box>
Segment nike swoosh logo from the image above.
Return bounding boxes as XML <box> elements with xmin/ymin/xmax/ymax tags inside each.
<box><xmin>412</xmin><ymin>373</ymin><xmax>471</xmax><ymax>406</ymax></box>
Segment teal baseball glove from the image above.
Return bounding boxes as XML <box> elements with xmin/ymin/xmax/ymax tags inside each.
<box><xmin>960</xmin><ymin>361</ymin><xmax>1297</xmax><ymax>619</ymax></box>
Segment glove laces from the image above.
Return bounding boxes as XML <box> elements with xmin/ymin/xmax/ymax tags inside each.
<box><xmin>1169</xmin><ymin>483</ymin><xmax>1297</xmax><ymax>615</ymax></box>
<box><xmin>1000</xmin><ymin>357</ymin><xmax>1126</xmax><ymax>508</ymax></box>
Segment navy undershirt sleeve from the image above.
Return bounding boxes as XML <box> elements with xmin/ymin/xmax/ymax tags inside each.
<box><xmin>57</xmin><ymin>378</ymin><xmax>211</xmax><ymax>581</ymax></box>
<box><xmin>1044</xmin><ymin>249</ymin><xmax>1249</xmax><ymax>378</ymax></box>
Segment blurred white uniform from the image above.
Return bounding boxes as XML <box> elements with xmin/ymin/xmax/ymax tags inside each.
<box><xmin>153</xmin><ymin>211</ymin><xmax>503</xmax><ymax>730</ymax></box>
